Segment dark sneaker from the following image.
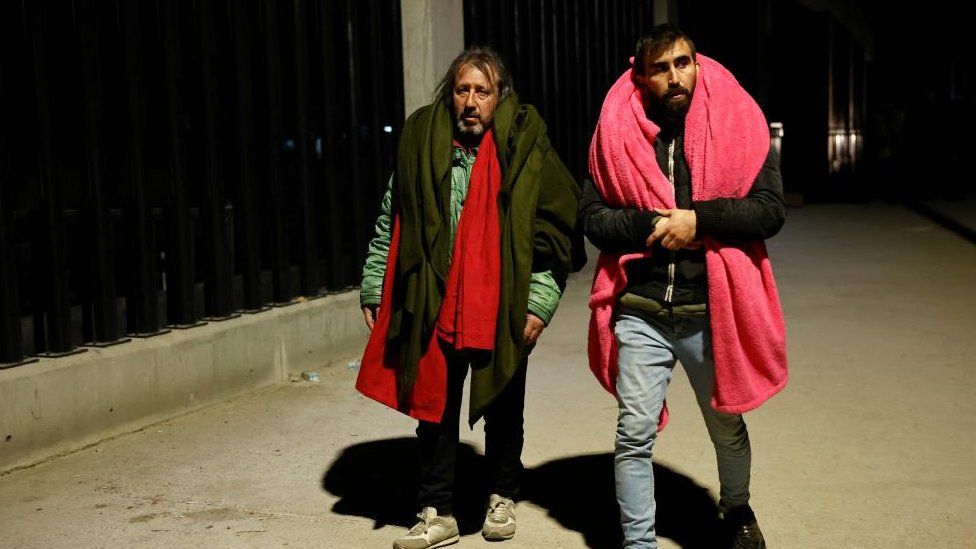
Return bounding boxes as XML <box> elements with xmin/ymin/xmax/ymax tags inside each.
<box><xmin>482</xmin><ymin>494</ymin><xmax>517</xmax><ymax>541</ymax></box>
<box><xmin>726</xmin><ymin>505</ymin><xmax>766</xmax><ymax>549</ymax></box>
<box><xmin>392</xmin><ymin>507</ymin><xmax>459</xmax><ymax>549</ymax></box>
<box><xmin>731</xmin><ymin>519</ymin><xmax>766</xmax><ymax>549</ymax></box>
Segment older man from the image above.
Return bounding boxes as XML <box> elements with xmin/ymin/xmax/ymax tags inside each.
<box><xmin>583</xmin><ymin>24</ymin><xmax>788</xmax><ymax>548</ymax></box>
<box><xmin>356</xmin><ymin>47</ymin><xmax>579</xmax><ymax>549</ymax></box>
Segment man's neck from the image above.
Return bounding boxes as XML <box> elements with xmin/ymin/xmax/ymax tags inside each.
<box><xmin>454</xmin><ymin>132</ymin><xmax>485</xmax><ymax>153</ymax></box>
<box><xmin>647</xmin><ymin>106</ymin><xmax>686</xmax><ymax>136</ymax></box>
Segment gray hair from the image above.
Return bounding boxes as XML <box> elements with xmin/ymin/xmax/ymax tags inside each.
<box><xmin>433</xmin><ymin>46</ymin><xmax>514</xmax><ymax>105</ymax></box>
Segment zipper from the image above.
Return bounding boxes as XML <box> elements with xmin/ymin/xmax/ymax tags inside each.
<box><xmin>665</xmin><ymin>138</ymin><xmax>676</xmax><ymax>303</ymax></box>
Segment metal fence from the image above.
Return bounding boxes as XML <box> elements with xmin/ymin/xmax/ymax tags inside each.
<box><xmin>0</xmin><ymin>0</ymin><xmax>402</xmax><ymax>366</ymax></box>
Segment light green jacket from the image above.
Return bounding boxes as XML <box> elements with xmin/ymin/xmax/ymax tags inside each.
<box><xmin>360</xmin><ymin>146</ymin><xmax>563</xmax><ymax>324</ymax></box>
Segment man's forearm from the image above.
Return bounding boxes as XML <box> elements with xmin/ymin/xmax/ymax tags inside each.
<box><xmin>526</xmin><ymin>270</ymin><xmax>562</xmax><ymax>325</ymax></box>
<box><xmin>580</xmin><ymin>179</ymin><xmax>656</xmax><ymax>252</ymax></box>
<box><xmin>360</xmin><ymin>175</ymin><xmax>394</xmax><ymax>307</ymax></box>
<box><xmin>693</xmin><ymin>148</ymin><xmax>786</xmax><ymax>242</ymax></box>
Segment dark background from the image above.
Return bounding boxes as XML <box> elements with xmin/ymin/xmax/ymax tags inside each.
<box><xmin>2</xmin><ymin>0</ymin><xmax>971</xmax><ymax>365</ymax></box>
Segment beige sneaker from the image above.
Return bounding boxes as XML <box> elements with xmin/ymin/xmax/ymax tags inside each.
<box><xmin>482</xmin><ymin>494</ymin><xmax>516</xmax><ymax>541</ymax></box>
<box><xmin>392</xmin><ymin>507</ymin><xmax>459</xmax><ymax>549</ymax></box>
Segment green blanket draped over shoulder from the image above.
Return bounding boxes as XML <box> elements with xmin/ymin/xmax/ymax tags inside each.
<box><xmin>387</xmin><ymin>93</ymin><xmax>579</xmax><ymax>424</ymax></box>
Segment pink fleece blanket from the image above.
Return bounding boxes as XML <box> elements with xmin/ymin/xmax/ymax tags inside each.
<box><xmin>588</xmin><ymin>55</ymin><xmax>788</xmax><ymax>423</ymax></box>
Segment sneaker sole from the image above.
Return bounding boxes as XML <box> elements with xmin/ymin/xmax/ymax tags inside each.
<box><xmin>430</xmin><ymin>534</ymin><xmax>460</xmax><ymax>548</ymax></box>
<box><xmin>392</xmin><ymin>534</ymin><xmax>459</xmax><ymax>549</ymax></box>
<box><xmin>482</xmin><ymin>528</ymin><xmax>515</xmax><ymax>541</ymax></box>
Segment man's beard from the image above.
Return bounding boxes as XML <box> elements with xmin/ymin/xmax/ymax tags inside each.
<box><xmin>649</xmin><ymin>86</ymin><xmax>692</xmax><ymax>125</ymax></box>
<box><xmin>456</xmin><ymin>117</ymin><xmax>485</xmax><ymax>136</ymax></box>
<box><xmin>455</xmin><ymin>111</ymin><xmax>487</xmax><ymax>143</ymax></box>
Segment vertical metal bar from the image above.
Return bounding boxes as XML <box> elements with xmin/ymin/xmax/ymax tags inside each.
<box><xmin>560</xmin><ymin>0</ymin><xmax>569</xmax><ymax>152</ymax></box>
<box><xmin>847</xmin><ymin>36</ymin><xmax>855</xmax><ymax>170</ymax></box>
<box><xmin>77</xmin><ymin>0</ymin><xmax>127</xmax><ymax>346</ymax></box>
<box><xmin>602</xmin><ymin>0</ymin><xmax>612</xmax><ymax>84</ymax></box>
<box><xmin>27</xmin><ymin>0</ymin><xmax>82</xmax><ymax>356</ymax></box>
<box><xmin>316</xmin><ymin>0</ymin><xmax>344</xmax><ymax>291</ymax></box>
<box><xmin>629</xmin><ymin>0</ymin><xmax>636</xmax><ymax>47</ymax></box>
<box><xmin>364</xmin><ymin>1</ymin><xmax>387</xmax><ymax>223</ymax></box>
<box><xmin>229</xmin><ymin>1</ymin><xmax>268</xmax><ymax>312</ymax></box>
<box><xmin>261</xmin><ymin>0</ymin><xmax>293</xmax><ymax>305</ymax></box>
<box><xmin>290</xmin><ymin>0</ymin><xmax>320</xmax><ymax>298</ymax></box>
<box><xmin>0</xmin><ymin>141</ymin><xmax>31</xmax><ymax>365</ymax></box>
<box><xmin>826</xmin><ymin>20</ymin><xmax>835</xmax><ymax>174</ymax></box>
<box><xmin>158</xmin><ymin>0</ymin><xmax>202</xmax><ymax>328</ymax></box>
<box><xmin>584</xmin><ymin>0</ymin><xmax>596</xmax><ymax>137</ymax></box>
<box><xmin>118</xmin><ymin>0</ymin><xmax>166</xmax><ymax>337</ymax></box>
<box><xmin>0</xmin><ymin>197</ymin><xmax>28</xmax><ymax>366</ymax></box>
<box><xmin>502</xmin><ymin>0</ymin><xmax>513</xmax><ymax>61</ymax></box>
<box><xmin>512</xmin><ymin>0</ymin><xmax>522</xmax><ymax>78</ymax></box>
<box><xmin>548</xmin><ymin>0</ymin><xmax>562</xmax><ymax>160</ymax></box>
<box><xmin>488</xmin><ymin>1</ymin><xmax>500</xmax><ymax>50</ymax></box>
<box><xmin>614</xmin><ymin>0</ymin><xmax>623</xmax><ymax>61</ymax></box>
<box><xmin>525</xmin><ymin>0</ymin><xmax>535</xmax><ymax>84</ymax></box>
<box><xmin>0</xmin><ymin>23</ymin><xmax>31</xmax><ymax>366</ymax></box>
<box><xmin>343</xmin><ymin>0</ymin><xmax>365</xmax><ymax>288</ymax></box>
<box><xmin>573</xmin><ymin>0</ymin><xmax>586</xmax><ymax>178</ymax></box>
<box><xmin>385</xmin><ymin>0</ymin><xmax>405</xmax><ymax>153</ymax></box>
<box><xmin>197</xmin><ymin>0</ymin><xmax>238</xmax><ymax>320</ymax></box>
<box><xmin>538</xmin><ymin>1</ymin><xmax>549</xmax><ymax>106</ymax></box>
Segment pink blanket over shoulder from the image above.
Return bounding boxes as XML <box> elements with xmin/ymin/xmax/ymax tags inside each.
<box><xmin>588</xmin><ymin>55</ymin><xmax>788</xmax><ymax>424</ymax></box>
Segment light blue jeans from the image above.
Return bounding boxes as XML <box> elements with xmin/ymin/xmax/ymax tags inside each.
<box><xmin>614</xmin><ymin>312</ymin><xmax>751</xmax><ymax>548</ymax></box>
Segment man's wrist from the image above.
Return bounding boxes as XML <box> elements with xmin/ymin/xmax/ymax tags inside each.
<box><xmin>526</xmin><ymin>307</ymin><xmax>551</xmax><ymax>326</ymax></box>
<box><xmin>691</xmin><ymin>202</ymin><xmax>719</xmax><ymax>238</ymax></box>
<box><xmin>634</xmin><ymin>211</ymin><xmax>657</xmax><ymax>243</ymax></box>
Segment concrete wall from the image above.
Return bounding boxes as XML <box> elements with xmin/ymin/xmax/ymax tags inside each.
<box><xmin>0</xmin><ymin>292</ymin><xmax>367</xmax><ymax>474</ymax></box>
<box><xmin>400</xmin><ymin>0</ymin><xmax>464</xmax><ymax>117</ymax></box>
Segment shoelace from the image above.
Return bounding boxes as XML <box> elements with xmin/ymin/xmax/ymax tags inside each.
<box><xmin>407</xmin><ymin>512</ymin><xmax>433</xmax><ymax>535</ymax></box>
<box><xmin>487</xmin><ymin>500</ymin><xmax>512</xmax><ymax>523</ymax></box>
<box><xmin>733</xmin><ymin>523</ymin><xmax>760</xmax><ymax>548</ymax></box>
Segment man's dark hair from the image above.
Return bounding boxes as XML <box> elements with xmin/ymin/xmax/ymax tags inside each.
<box><xmin>633</xmin><ymin>23</ymin><xmax>696</xmax><ymax>76</ymax></box>
<box><xmin>434</xmin><ymin>46</ymin><xmax>514</xmax><ymax>105</ymax></box>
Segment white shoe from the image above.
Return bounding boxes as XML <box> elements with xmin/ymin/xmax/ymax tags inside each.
<box><xmin>482</xmin><ymin>494</ymin><xmax>516</xmax><ymax>541</ymax></box>
<box><xmin>392</xmin><ymin>507</ymin><xmax>459</xmax><ymax>549</ymax></box>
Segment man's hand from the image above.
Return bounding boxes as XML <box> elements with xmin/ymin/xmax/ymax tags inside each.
<box><xmin>523</xmin><ymin>314</ymin><xmax>546</xmax><ymax>346</ymax></box>
<box><xmin>363</xmin><ymin>306</ymin><xmax>377</xmax><ymax>330</ymax></box>
<box><xmin>647</xmin><ymin>208</ymin><xmax>698</xmax><ymax>250</ymax></box>
<box><xmin>645</xmin><ymin>216</ymin><xmax>669</xmax><ymax>247</ymax></box>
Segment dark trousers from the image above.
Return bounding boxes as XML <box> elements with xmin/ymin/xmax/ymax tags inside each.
<box><xmin>416</xmin><ymin>344</ymin><xmax>528</xmax><ymax>515</ymax></box>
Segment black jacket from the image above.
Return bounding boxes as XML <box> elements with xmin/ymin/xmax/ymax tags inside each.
<box><xmin>580</xmin><ymin>124</ymin><xmax>786</xmax><ymax>305</ymax></box>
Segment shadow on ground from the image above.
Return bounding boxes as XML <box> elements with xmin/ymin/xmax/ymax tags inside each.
<box><xmin>323</xmin><ymin>437</ymin><xmax>726</xmax><ymax>548</ymax></box>
<box><xmin>322</xmin><ymin>437</ymin><xmax>490</xmax><ymax>535</ymax></box>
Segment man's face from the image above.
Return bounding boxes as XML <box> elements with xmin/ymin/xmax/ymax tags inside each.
<box><xmin>635</xmin><ymin>38</ymin><xmax>699</xmax><ymax>118</ymax></box>
<box><xmin>452</xmin><ymin>63</ymin><xmax>498</xmax><ymax>138</ymax></box>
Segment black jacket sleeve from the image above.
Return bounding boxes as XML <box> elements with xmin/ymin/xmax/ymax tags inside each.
<box><xmin>579</xmin><ymin>178</ymin><xmax>658</xmax><ymax>253</ymax></box>
<box><xmin>693</xmin><ymin>147</ymin><xmax>787</xmax><ymax>242</ymax></box>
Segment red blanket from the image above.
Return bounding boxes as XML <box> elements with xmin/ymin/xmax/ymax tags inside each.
<box><xmin>587</xmin><ymin>55</ymin><xmax>788</xmax><ymax>425</ymax></box>
<box><xmin>437</xmin><ymin>131</ymin><xmax>502</xmax><ymax>350</ymax></box>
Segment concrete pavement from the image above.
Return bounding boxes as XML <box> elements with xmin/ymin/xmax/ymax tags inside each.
<box><xmin>1</xmin><ymin>202</ymin><xmax>974</xmax><ymax>548</ymax></box>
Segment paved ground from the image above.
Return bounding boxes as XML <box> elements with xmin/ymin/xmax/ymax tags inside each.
<box><xmin>1</xmin><ymin>202</ymin><xmax>974</xmax><ymax>548</ymax></box>
<box><xmin>917</xmin><ymin>188</ymin><xmax>976</xmax><ymax>231</ymax></box>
